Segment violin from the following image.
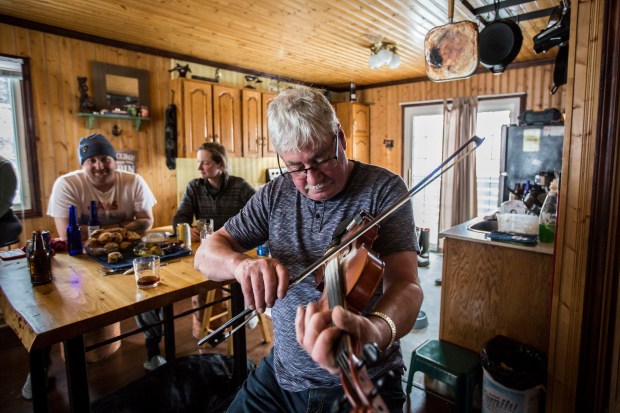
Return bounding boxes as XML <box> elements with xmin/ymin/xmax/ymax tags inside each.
<box><xmin>318</xmin><ymin>212</ymin><xmax>389</xmax><ymax>412</ymax></box>
<box><xmin>315</xmin><ymin>210</ymin><xmax>384</xmax><ymax>311</ymax></box>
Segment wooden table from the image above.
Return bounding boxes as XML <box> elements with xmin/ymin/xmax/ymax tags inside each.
<box><xmin>0</xmin><ymin>249</ymin><xmax>248</xmax><ymax>413</ymax></box>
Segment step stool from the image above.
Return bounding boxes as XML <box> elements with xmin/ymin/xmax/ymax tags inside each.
<box><xmin>406</xmin><ymin>339</ymin><xmax>481</xmax><ymax>413</ymax></box>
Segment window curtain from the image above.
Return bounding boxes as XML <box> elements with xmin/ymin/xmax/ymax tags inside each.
<box><xmin>438</xmin><ymin>97</ymin><xmax>478</xmax><ymax>248</ymax></box>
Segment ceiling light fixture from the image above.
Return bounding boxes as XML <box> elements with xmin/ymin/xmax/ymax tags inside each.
<box><xmin>368</xmin><ymin>41</ymin><xmax>401</xmax><ymax>69</ymax></box>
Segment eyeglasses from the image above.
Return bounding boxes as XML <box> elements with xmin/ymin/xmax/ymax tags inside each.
<box><xmin>277</xmin><ymin>133</ymin><xmax>339</xmax><ymax>180</ymax></box>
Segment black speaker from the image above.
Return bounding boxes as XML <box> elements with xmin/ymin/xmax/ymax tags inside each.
<box><xmin>519</xmin><ymin>109</ymin><xmax>562</xmax><ymax>125</ymax></box>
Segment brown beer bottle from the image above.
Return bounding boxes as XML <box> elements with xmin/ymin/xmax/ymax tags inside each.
<box><xmin>29</xmin><ymin>230</ymin><xmax>53</xmax><ymax>285</ymax></box>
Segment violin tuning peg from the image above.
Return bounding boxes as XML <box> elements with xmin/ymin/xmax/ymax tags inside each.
<box><xmin>362</xmin><ymin>342</ymin><xmax>380</xmax><ymax>364</ymax></box>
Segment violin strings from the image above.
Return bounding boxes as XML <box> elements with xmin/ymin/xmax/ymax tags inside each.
<box><xmin>325</xmin><ymin>257</ymin><xmax>363</xmax><ymax>400</ymax></box>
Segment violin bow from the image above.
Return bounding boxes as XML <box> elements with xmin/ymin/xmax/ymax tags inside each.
<box><xmin>198</xmin><ymin>135</ymin><xmax>485</xmax><ymax>347</ymax></box>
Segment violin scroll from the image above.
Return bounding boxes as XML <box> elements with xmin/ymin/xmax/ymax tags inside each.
<box><xmin>332</xmin><ymin>343</ymin><xmax>389</xmax><ymax>413</ymax></box>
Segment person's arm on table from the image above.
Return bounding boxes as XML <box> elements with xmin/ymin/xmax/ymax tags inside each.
<box><xmin>53</xmin><ymin>217</ymin><xmax>70</xmax><ymax>240</ymax></box>
<box><xmin>120</xmin><ymin>208</ymin><xmax>154</xmax><ymax>234</ymax></box>
<box><xmin>297</xmin><ymin>250</ymin><xmax>422</xmax><ymax>374</ymax></box>
<box><xmin>194</xmin><ymin>227</ymin><xmax>290</xmax><ymax>313</ymax></box>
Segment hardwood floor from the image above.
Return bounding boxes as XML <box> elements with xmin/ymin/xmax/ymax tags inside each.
<box><xmin>0</xmin><ymin>295</ymin><xmax>454</xmax><ymax>413</ymax></box>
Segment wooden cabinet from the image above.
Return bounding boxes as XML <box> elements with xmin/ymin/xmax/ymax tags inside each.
<box><xmin>242</xmin><ymin>90</ymin><xmax>277</xmax><ymax>157</ymax></box>
<box><xmin>439</xmin><ymin>221</ymin><xmax>554</xmax><ymax>353</ymax></box>
<box><xmin>173</xmin><ymin>79</ymin><xmax>242</xmax><ymax>157</ymax></box>
<box><xmin>213</xmin><ymin>84</ymin><xmax>242</xmax><ymax>157</ymax></box>
<box><xmin>334</xmin><ymin>102</ymin><xmax>370</xmax><ymax>163</ymax></box>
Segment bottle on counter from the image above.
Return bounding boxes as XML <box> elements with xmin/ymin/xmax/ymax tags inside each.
<box><xmin>349</xmin><ymin>82</ymin><xmax>357</xmax><ymax>102</ymax></box>
<box><xmin>87</xmin><ymin>200</ymin><xmax>101</xmax><ymax>237</ymax></box>
<box><xmin>539</xmin><ymin>179</ymin><xmax>558</xmax><ymax>243</ymax></box>
<box><xmin>29</xmin><ymin>230</ymin><xmax>53</xmax><ymax>285</ymax></box>
<box><xmin>67</xmin><ymin>205</ymin><xmax>83</xmax><ymax>255</ymax></box>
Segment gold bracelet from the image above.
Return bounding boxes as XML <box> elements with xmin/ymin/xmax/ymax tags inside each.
<box><xmin>369</xmin><ymin>311</ymin><xmax>397</xmax><ymax>349</ymax></box>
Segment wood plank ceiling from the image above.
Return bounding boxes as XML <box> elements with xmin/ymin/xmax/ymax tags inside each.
<box><xmin>0</xmin><ymin>0</ymin><xmax>561</xmax><ymax>89</ymax></box>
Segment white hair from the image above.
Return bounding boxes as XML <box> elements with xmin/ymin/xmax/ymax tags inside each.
<box><xmin>267</xmin><ymin>86</ymin><xmax>339</xmax><ymax>153</ymax></box>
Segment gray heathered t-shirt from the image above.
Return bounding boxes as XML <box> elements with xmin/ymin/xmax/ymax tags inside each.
<box><xmin>225</xmin><ymin>161</ymin><xmax>418</xmax><ymax>391</ymax></box>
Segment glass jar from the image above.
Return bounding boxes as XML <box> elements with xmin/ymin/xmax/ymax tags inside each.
<box><xmin>140</xmin><ymin>106</ymin><xmax>149</xmax><ymax>118</ymax></box>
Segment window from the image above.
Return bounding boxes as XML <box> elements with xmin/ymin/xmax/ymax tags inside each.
<box><xmin>0</xmin><ymin>55</ymin><xmax>40</xmax><ymax>217</ymax></box>
<box><xmin>403</xmin><ymin>96</ymin><xmax>522</xmax><ymax>250</ymax></box>
<box><xmin>402</xmin><ymin>104</ymin><xmax>443</xmax><ymax>249</ymax></box>
<box><xmin>475</xmin><ymin>98</ymin><xmax>521</xmax><ymax>215</ymax></box>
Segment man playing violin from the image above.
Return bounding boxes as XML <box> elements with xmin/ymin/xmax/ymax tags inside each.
<box><xmin>194</xmin><ymin>86</ymin><xmax>423</xmax><ymax>412</ymax></box>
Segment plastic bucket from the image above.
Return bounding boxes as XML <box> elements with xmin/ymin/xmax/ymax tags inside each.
<box><xmin>482</xmin><ymin>367</ymin><xmax>543</xmax><ymax>413</ymax></box>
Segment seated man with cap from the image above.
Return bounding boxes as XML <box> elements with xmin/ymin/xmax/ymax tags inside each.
<box><xmin>48</xmin><ymin>133</ymin><xmax>155</xmax><ymax>235</ymax></box>
<box><xmin>47</xmin><ymin>134</ymin><xmax>166</xmax><ymax>368</ymax></box>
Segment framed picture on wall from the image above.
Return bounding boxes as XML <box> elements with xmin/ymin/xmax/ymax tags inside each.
<box><xmin>116</xmin><ymin>150</ymin><xmax>136</xmax><ymax>173</ymax></box>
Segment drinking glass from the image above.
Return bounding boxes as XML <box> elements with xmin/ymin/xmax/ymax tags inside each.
<box><xmin>197</xmin><ymin>218</ymin><xmax>214</xmax><ymax>242</ymax></box>
<box><xmin>133</xmin><ymin>255</ymin><xmax>161</xmax><ymax>288</ymax></box>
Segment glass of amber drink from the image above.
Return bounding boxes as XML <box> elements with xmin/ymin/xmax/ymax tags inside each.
<box><xmin>133</xmin><ymin>255</ymin><xmax>160</xmax><ymax>288</ymax></box>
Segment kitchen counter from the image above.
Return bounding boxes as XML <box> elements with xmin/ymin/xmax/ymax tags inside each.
<box><xmin>438</xmin><ymin>216</ymin><xmax>554</xmax><ymax>354</ymax></box>
<box><xmin>440</xmin><ymin>216</ymin><xmax>554</xmax><ymax>255</ymax></box>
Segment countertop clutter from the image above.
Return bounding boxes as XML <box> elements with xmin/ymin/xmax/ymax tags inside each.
<box><xmin>440</xmin><ymin>216</ymin><xmax>554</xmax><ymax>255</ymax></box>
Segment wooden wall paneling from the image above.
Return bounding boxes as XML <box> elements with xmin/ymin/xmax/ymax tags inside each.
<box><xmin>576</xmin><ymin>1</ymin><xmax>620</xmax><ymax>409</ymax></box>
<box><xmin>28</xmin><ymin>30</ymin><xmax>54</xmax><ymax>236</ymax></box>
<box><xmin>384</xmin><ymin>87</ymin><xmax>399</xmax><ymax>171</ymax></box>
<box><xmin>0</xmin><ymin>22</ymin><xmax>13</xmax><ymax>50</ymax></box>
<box><xmin>546</xmin><ymin>0</ymin><xmax>605</xmax><ymax>411</ymax></box>
<box><xmin>151</xmin><ymin>54</ymin><xmax>178</xmax><ymax>223</ymax></box>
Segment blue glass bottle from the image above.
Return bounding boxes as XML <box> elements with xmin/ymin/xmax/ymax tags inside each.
<box><xmin>67</xmin><ymin>205</ymin><xmax>83</xmax><ymax>256</ymax></box>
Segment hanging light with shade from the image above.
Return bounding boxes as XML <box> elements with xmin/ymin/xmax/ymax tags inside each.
<box><xmin>368</xmin><ymin>41</ymin><xmax>401</xmax><ymax>69</ymax></box>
